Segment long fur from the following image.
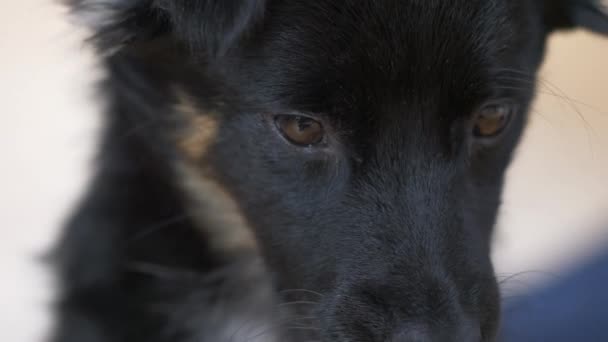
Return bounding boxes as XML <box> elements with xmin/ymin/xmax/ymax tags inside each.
<box><xmin>53</xmin><ymin>1</ymin><xmax>608</xmax><ymax>341</ymax></box>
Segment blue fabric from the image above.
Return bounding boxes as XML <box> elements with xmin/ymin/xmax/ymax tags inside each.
<box><xmin>501</xmin><ymin>248</ymin><xmax>608</xmax><ymax>341</ymax></box>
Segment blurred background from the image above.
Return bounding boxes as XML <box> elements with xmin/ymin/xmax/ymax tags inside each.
<box><xmin>0</xmin><ymin>2</ymin><xmax>607</xmax><ymax>342</ymax></box>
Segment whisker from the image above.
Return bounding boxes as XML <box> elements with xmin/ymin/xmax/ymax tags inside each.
<box><xmin>493</xmin><ymin>72</ymin><xmax>600</xmax><ymax>152</ymax></box>
<box><xmin>278</xmin><ymin>301</ymin><xmax>320</xmax><ymax>307</ymax></box>
<box><xmin>496</xmin><ymin>270</ymin><xmax>564</xmax><ymax>299</ymax></box>
<box><xmin>529</xmin><ymin>106</ymin><xmax>559</xmax><ymax>130</ymax></box>
<box><xmin>279</xmin><ymin>289</ymin><xmax>324</xmax><ymax>298</ymax></box>
<box><xmin>496</xmin><ymin>270</ymin><xmax>562</xmax><ymax>284</ymax></box>
<box><xmin>537</xmin><ymin>77</ymin><xmax>597</xmax><ymax>158</ymax></box>
<box><xmin>124</xmin><ymin>261</ymin><xmax>204</xmax><ymax>280</ymax></box>
<box><xmin>128</xmin><ymin>214</ymin><xmax>190</xmax><ymax>242</ymax></box>
<box><xmin>492</xmin><ymin>75</ymin><xmax>604</xmax><ymax>108</ymax></box>
<box><xmin>244</xmin><ymin>325</ymin><xmax>320</xmax><ymax>342</ymax></box>
<box><xmin>494</xmin><ymin>80</ymin><xmax>603</xmax><ymax>158</ymax></box>
<box><xmin>230</xmin><ymin>315</ymin><xmax>319</xmax><ymax>342</ymax></box>
<box><xmin>493</xmin><ymin>71</ymin><xmax>607</xmax><ymax>116</ymax></box>
<box><xmin>284</xmin><ymin>326</ymin><xmax>321</xmax><ymax>332</ymax></box>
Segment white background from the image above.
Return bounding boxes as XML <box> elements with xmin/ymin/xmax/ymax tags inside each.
<box><xmin>1</xmin><ymin>2</ymin><xmax>607</xmax><ymax>341</ymax></box>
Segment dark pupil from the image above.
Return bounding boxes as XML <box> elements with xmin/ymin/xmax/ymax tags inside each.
<box><xmin>297</xmin><ymin>117</ymin><xmax>314</xmax><ymax>130</ymax></box>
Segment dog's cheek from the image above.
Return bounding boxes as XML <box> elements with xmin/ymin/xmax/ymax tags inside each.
<box><xmin>172</xmin><ymin>90</ymin><xmax>260</xmax><ymax>257</ymax></box>
<box><xmin>170</xmin><ymin>92</ymin><xmax>294</xmax><ymax>341</ymax></box>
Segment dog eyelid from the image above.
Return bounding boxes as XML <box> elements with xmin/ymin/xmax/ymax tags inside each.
<box><xmin>472</xmin><ymin>102</ymin><xmax>516</xmax><ymax>140</ymax></box>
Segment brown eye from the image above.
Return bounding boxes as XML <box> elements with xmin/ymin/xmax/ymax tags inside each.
<box><xmin>274</xmin><ymin>115</ymin><xmax>325</xmax><ymax>146</ymax></box>
<box><xmin>473</xmin><ymin>104</ymin><xmax>513</xmax><ymax>138</ymax></box>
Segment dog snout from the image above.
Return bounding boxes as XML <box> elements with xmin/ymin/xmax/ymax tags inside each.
<box><xmin>322</xmin><ymin>271</ymin><xmax>493</xmax><ymax>342</ymax></box>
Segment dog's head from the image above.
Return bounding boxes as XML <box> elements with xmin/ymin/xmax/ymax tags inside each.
<box><xmin>69</xmin><ymin>0</ymin><xmax>608</xmax><ymax>341</ymax></box>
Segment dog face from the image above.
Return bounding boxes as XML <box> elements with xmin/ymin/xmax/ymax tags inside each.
<box><xmin>67</xmin><ymin>0</ymin><xmax>608</xmax><ymax>341</ymax></box>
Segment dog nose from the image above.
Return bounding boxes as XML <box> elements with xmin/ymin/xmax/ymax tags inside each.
<box><xmin>390</xmin><ymin>322</ymin><xmax>481</xmax><ymax>342</ymax></box>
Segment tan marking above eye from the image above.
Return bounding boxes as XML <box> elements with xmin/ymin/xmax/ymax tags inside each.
<box><xmin>173</xmin><ymin>88</ymin><xmax>219</xmax><ymax>160</ymax></box>
<box><xmin>178</xmin><ymin>115</ymin><xmax>219</xmax><ymax>160</ymax></box>
<box><xmin>473</xmin><ymin>105</ymin><xmax>512</xmax><ymax>138</ymax></box>
<box><xmin>173</xmin><ymin>88</ymin><xmax>257</xmax><ymax>257</ymax></box>
<box><xmin>274</xmin><ymin>115</ymin><xmax>325</xmax><ymax>146</ymax></box>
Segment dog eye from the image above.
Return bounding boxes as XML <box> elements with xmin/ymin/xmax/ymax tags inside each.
<box><xmin>274</xmin><ymin>115</ymin><xmax>325</xmax><ymax>147</ymax></box>
<box><xmin>473</xmin><ymin>104</ymin><xmax>513</xmax><ymax>139</ymax></box>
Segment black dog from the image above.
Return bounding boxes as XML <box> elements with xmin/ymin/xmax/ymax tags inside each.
<box><xmin>53</xmin><ymin>1</ymin><xmax>608</xmax><ymax>341</ymax></box>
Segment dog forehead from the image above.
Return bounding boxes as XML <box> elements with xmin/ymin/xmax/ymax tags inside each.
<box><xmin>266</xmin><ymin>0</ymin><xmax>506</xmax><ymax>56</ymax></box>
<box><xmin>243</xmin><ymin>0</ymin><xmax>510</xmax><ymax>113</ymax></box>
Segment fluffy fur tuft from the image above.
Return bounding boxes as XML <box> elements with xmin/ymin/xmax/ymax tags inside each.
<box><xmin>67</xmin><ymin>0</ymin><xmax>266</xmax><ymax>56</ymax></box>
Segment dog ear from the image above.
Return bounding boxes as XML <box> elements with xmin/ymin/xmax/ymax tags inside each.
<box><xmin>543</xmin><ymin>0</ymin><xmax>608</xmax><ymax>34</ymax></box>
<box><xmin>67</xmin><ymin>0</ymin><xmax>266</xmax><ymax>56</ymax></box>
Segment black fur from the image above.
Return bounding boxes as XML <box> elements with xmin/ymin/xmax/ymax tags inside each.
<box><xmin>54</xmin><ymin>1</ymin><xmax>608</xmax><ymax>341</ymax></box>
